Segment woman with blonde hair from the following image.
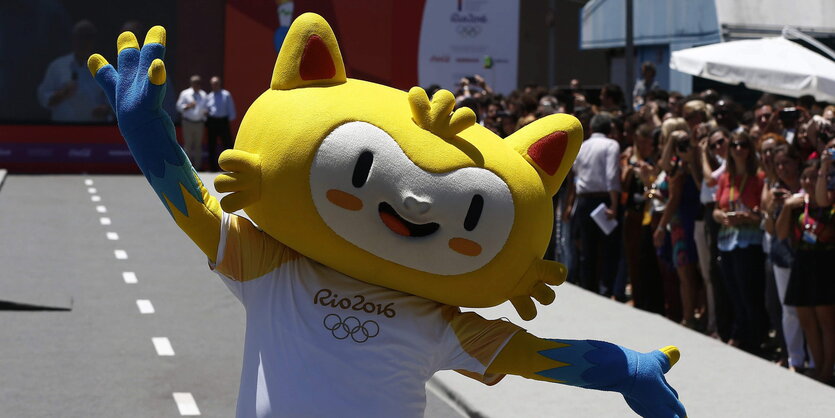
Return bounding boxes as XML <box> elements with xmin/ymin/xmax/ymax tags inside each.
<box><xmin>654</xmin><ymin>126</ymin><xmax>705</xmax><ymax>329</ymax></box>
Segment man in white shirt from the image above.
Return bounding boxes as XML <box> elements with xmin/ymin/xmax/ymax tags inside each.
<box><xmin>571</xmin><ymin>112</ymin><xmax>622</xmax><ymax>296</ymax></box>
<box><xmin>37</xmin><ymin>20</ymin><xmax>110</xmax><ymax>122</ymax></box>
<box><xmin>177</xmin><ymin>75</ymin><xmax>207</xmax><ymax>168</ymax></box>
<box><xmin>205</xmin><ymin>76</ymin><xmax>237</xmax><ymax>171</ymax></box>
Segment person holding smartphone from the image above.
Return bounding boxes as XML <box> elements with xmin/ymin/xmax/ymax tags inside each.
<box><xmin>654</xmin><ymin>129</ymin><xmax>704</xmax><ymax>330</ymax></box>
<box><xmin>621</xmin><ymin>123</ymin><xmax>664</xmax><ymax>315</ymax></box>
<box><xmin>776</xmin><ymin>160</ymin><xmax>835</xmax><ymax>383</ymax></box>
<box><xmin>814</xmin><ymin>138</ymin><xmax>835</xmax><ymax>208</ymax></box>
<box><xmin>712</xmin><ymin>132</ymin><xmax>767</xmax><ymax>353</ymax></box>
<box><xmin>698</xmin><ymin>127</ymin><xmax>732</xmax><ymax>339</ymax></box>
<box><xmin>764</xmin><ymin>144</ymin><xmax>807</xmax><ymax>371</ymax></box>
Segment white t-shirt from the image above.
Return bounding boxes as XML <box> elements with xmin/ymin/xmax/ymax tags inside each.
<box><xmin>177</xmin><ymin>87</ymin><xmax>207</xmax><ymax>122</ymax></box>
<box><xmin>573</xmin><ymin>133</ymin><xmax>622</xmax><ymax>194</ymax></box>
<box><xmin>212</xmin><ymin>213</ymin><xmax>520</xmax><ymax>418</ymax></box>
<box><xmin>37</xmin><ymin>53</ymin><xmax>109</xmax><ymax>122</ymax></box>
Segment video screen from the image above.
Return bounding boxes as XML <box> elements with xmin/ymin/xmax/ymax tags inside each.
<box><xmin>0</xmin><ymin>0</ymin><xmax>178</xmax><ymax>124</ymax></box>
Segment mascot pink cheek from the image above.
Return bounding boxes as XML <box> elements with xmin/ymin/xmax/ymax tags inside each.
<box><xmin>448</xmin><ymin>238</ymin><xmax>482</xmax><ymax>256</ymax></box>
<box><xmin>326</xmin><ymin>189</ymin><xmax>363</xmax><ymax>211</ymax></box>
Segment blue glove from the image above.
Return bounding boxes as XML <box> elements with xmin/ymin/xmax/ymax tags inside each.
<box><xmin>539</xmin><ymin>340</ymin><xmax>686</xmax><ymax>417</ymax></box>
<box><xmin>88</xmin><ymin>26</ymin><xmax>202</xmax><ymax>216</ymax></box>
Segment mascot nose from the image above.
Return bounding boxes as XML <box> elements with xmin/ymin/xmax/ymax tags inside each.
<box><xmin>403</xmin><ymin>195</ymin><xmax>431</xmax><ymax>215</ymax></box>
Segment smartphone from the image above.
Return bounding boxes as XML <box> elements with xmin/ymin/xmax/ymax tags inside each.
<box><xmin>725</xmin><ymin>211</ymin><xmax>737</xmax><ymax>218</ymax></box>
<box><xmin>779</xmin><ymin>107</ymin><xmax>799</xmax><ymax>122</ymax></box>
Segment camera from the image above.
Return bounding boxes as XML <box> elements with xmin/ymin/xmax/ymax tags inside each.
<box><xmin>675</xmin><ymin>140</ymin><xmax>690</xmax><ymax>153</ymax></box>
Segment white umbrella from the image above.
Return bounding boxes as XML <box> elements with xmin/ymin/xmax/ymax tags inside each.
<box><xmin>670</xmin><ymin>35</ymin><xmax>835</xmax><ymax>102</ymax></box>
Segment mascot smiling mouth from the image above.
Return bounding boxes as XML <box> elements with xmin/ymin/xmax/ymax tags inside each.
<box><xmin>378</xmin><ymin>202</ymin><xmax>439</xmax><ymax>237</ymax></box>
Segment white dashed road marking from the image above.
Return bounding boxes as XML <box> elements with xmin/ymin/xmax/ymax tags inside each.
<box><xmin>152</xmin><ymin>337</ymin><xmax>175</xmax><ymax>356</ymax></box>
<box><xmin>136</xmin><ymin>299</ymin><xmax>155</xmax><ymax>314</ymax></box>
<box><xmin>90</xmin><ymin>183</ymin><xmax>201</xmax><ymax>415</ymax></box>
<box><xmin>173</xmin><ymin>392</ymin><xmax>201</xmax><ymax>416</ymax></box>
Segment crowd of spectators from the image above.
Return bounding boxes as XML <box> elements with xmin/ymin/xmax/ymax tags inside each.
<box><xmin>443</xmin><ymin>65</ymin><xmax>835</xmax><ymax>385</ymax></box>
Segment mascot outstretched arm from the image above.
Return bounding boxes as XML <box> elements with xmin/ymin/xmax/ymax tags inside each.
<box><xmin>89</xmin><ymin>13</ymin><xmax>685</xmax><ymax>418</ymax></box>
<box><xmin>88</xmin><ymin>27</ymin><xmax>224</xmax><ymax>262</ymax></box>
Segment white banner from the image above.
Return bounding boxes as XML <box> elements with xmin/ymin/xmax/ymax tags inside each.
<box><xmin>418</xmin><ymin>0</ymin><xmax>519</xmax><ymax>95</ymax></box>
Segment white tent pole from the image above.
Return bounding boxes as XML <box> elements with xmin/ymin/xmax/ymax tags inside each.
<box><xmin>782</xmin><ymin>26</ymin><xmax>835</xmax><ymax>61</ymax></box>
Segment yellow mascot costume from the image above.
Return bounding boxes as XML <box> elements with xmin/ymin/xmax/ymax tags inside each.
<box><xmin>88</xmin><ymin>13</ymin><xmax>685</xmax><ymax>418</ymax></box>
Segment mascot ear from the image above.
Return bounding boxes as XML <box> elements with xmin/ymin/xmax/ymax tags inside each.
<box><xmin>506</xmin><ymin>114</ymin><xmax>584</xmax><ymax>197</ymax></box>
<box><xmin>271</xmin><ymin>12</ymin><xmax>347</xmax><ymax>90</ymax></box>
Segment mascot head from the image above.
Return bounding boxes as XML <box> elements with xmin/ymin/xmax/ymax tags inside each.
<box><xmin>215</xmin><ymin>13</ymin><xmax>582</xmax><ymax>319</ymax></box>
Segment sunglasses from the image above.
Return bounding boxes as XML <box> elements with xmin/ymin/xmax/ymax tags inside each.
<box><xmin>731</xmin><ymin>141</ymin><xmax>750</xmax><ymax>149</ymax></box>
<box><xmin>710</xmin><ymin>138</ymin><xmax>726</xmax><ymax>149</ymax></box>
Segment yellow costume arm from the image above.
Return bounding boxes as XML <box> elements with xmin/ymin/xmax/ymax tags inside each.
<box><xmin>88</xmin><ymin>27</ymin><xmax>223</xmax><ymax>262</ymax></box>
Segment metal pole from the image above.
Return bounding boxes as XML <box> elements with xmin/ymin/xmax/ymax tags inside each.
<box><xmin>625</xmin><ymin>0</ymin><xmax>635</xmax><ymax>109</ymax></box>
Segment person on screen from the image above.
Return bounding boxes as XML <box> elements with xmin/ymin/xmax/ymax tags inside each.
<box><xmin>36</xmin><ymin>20</ymin><xmax>110</xmax><ymax>122</ymax></box>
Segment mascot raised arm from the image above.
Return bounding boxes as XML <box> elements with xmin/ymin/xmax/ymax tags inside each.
<box><xmin>88</xmin><ymin>13</ymin><xmax>685</xmax><ymax>418</ymax></box>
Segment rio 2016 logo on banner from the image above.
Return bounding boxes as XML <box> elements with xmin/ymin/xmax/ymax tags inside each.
<box><xmin>418</xmin><ymin>0</ymin><xmax>519</xmax><ymax>95</ymax></box>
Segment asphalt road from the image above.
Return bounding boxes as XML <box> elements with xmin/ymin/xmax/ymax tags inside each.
<box><xmin>0</xmin><ymin>174</ymin><xmax>464</xmax><ymax>418</ymax></box>
<box><xmin>2</xmin><ymin>173</ymin><xmax>833</xmax><ymax>417</ymax></box>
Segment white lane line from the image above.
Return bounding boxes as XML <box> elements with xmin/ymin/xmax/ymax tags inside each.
<box><xmin>114</xmin><ymin>249</ymin><xmax>128</xmax><ymax>260</ymax></box>
<box><xmin>91</xmin><ymin>195</ymin><xmax>101</xmax><ymax>202</ymax></box>
<box><xmin>87</xmin><ymin>187</ymin><xmax>97</xmax><ymax>194</ymax></box>
<box><xmin>136</xmin><ymin>299</ymin><xmax>155</xmax><ymax>314</ymax></box>
<box><xmin>84</xmin><ymin>179</ymin><xmax>94</xmax><ymax>186</ymax></box>
<box><xmin>122</xmin><ymin>272</ymin><xmax>138</xmax><ymax>284</ymax></box>
<box><xmin>100</xmin><ymin>217</ymin><xmax>111</xmax><ymax>225</ymax></box>
<box><xmin>152</xmin><ymin>337</ymin><xmax>175</xmax><ymax>356</ymax></box>
<box><xmin>172</xmin><ymin>392</ymin><xmax>200</xmax><ymax>416</ymax></box>
<box><xmin>106</xmin><ymin>232</ymin><xmax>119</xmax><ymax>240</ymax></box>
<box><xmin>96</xmin><ymin>205</ymin><xmax>107</xmax><ymax>213</ymax></box>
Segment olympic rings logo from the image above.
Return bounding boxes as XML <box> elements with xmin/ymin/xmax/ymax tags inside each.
<box><xmin>456</xmin><ymin>25</ymin><xmax>482</xmax><ymax>38</ymax></box>
<box><xmin>323</xmin><ymin>314</ymin><xmax>380</xmax><ymax>343</ymax></box>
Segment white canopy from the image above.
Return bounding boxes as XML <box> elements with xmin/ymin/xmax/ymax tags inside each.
<box><xmin>670</xmin><ymin>36</ymin><xmax>835</xmax><ymax>102</ymax></box>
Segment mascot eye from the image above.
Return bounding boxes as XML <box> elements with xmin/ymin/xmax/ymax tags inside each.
<box><xmin>352</xmin><ymin>151</ymin><xmax>374</xmax><ymax>188</ymax></box>
<box><xmin>463</xmin><ymin>194</ymin><xmax>484</xmax><ymax>231</ymax></box>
